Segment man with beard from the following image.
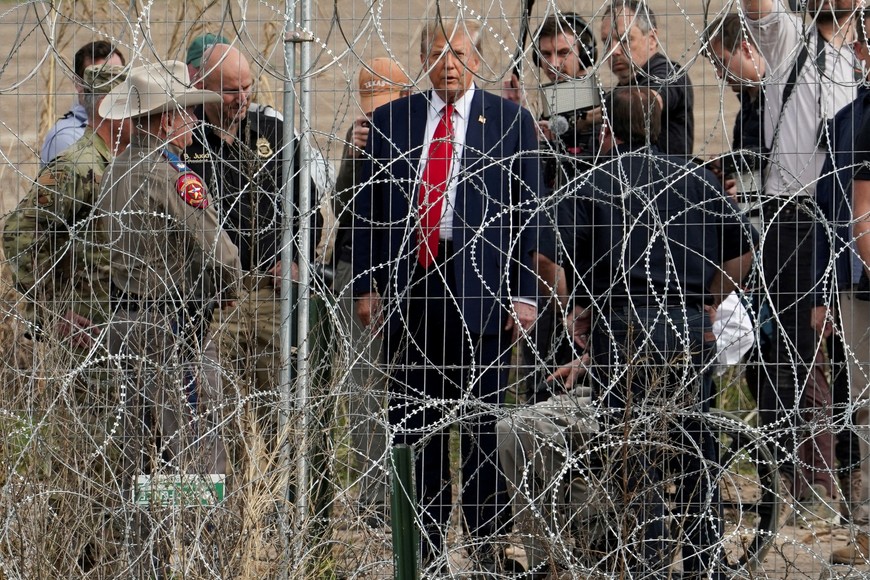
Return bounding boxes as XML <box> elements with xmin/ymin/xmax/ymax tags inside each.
<box><xmin>185</xmin><ymin>42</ymin><xmax>330</xmax><ymax>426</ymax></box>
<box><xmin>183</xmin><ymin>43</ymin><xmax>335</xmax><ymax>572</ymax></box>
<box><xmin>741</xmin><ymin>0</ymin><xmax>858</xmax><ymax>520</ymax></box>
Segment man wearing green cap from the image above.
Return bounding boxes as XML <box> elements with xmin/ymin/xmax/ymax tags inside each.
<box><xmin>2</xmin><ymin>63</ymin><xmax>131</xmax><ymax>574</ymax></box>
<box><xmin>185</xmin><ymin>32</ymin><xmax>229</xmax><ymax>80</ymax></box>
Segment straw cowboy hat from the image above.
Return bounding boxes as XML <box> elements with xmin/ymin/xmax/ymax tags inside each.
<box><xmin>99</xmin><ymin>60</ymin><xmax>222</xmax><ymax>120</ymax></box>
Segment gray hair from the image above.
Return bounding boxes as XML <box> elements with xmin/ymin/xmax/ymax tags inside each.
<box><xmin>604</xmin><ymin>0</ymin><xmax>658</xmax><ymax>34</ymax></box>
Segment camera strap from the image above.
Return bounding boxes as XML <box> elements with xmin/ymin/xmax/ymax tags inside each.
<box><xmin>781</xmin><ymin>28</ymin><xmax>826</xmax><ymax>105</ymax></box>
<box><xmin>769</xmin><ymin>28</ymin><xmax>827</xmax><ymax>174</ymax></box>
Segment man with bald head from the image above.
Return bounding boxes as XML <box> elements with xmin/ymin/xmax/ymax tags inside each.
<box><xmin>184</xmin><ymin>42</ymin><xmax>334</xmax><ymax>560</ymax></box>
<box><xmin>186</xmin><ymin>42</ymin><xmax>326</xmax><ymax>402</ymax></box>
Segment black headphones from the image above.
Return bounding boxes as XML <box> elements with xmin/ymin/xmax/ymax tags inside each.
<box><xmin>532</xmin><ymin>13</ymin><xmax>598</xmax><ymax>71</ymax></box>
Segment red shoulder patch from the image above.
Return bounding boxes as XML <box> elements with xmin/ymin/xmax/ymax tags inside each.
<box><xmin>176</xmin><ymin>173</ymin><xmax>208</xmax><ymax>209</ymax></box>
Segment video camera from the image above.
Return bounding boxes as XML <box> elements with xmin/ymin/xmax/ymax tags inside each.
<box><xmin>539</xmin><ymin>76</ymin><xmax>602</xmax><ymax>187</ymax></box>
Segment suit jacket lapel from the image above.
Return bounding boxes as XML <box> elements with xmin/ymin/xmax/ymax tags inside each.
<box><xmin>453</xmin><ymin>89</ymin><xmax>488</xmax><ymax>234</ymax></box>
<box><xmin>464</xmin><ymin>89</ymin><xmax>486</xmax><ymax>159</ymax></box>
<box><xmin>408</xmin><ymin>94</ymin><xmax>428</xmax><ymax>168</ymax></box>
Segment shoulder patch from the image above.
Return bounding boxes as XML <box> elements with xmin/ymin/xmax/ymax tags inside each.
<box><xmin>35</xmin><ymin>173</ymin><xmax>58</xmax><ymax>206</ymax></box>
<box><xmin>256</xmin><ymin>137</ymin><xmax>273</xmax><ymax>158</ymax></box>
<box><xmin>36</xmin><ymin>173</ymin><xmax>57</xmax><ymax>188</ymax></box>
<box><xmin>176</xmin><ymin>173</ymin><xmax>209</xmax><ymax>209</ymax></box>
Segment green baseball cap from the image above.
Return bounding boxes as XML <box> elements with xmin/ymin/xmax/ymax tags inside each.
<box><xmin>186</xmin><ymin>33</ymin><xmax>230</xmax><ymax>67</ymax></box>
<box><xmin>82</xmin><ymin>64</ymin><xmax>128</xmax><ymax>95</ymax></box>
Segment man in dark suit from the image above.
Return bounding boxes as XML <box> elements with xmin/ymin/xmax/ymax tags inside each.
<box><xmin>352</xmin><ymin>17</ymin><xmax>551</xmax><ymax>573</ymax></box>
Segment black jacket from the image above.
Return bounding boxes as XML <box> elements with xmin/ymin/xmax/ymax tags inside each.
<box><xmin>185</xmin><ymin>106</ymin><xmax>320</xmax><ymax>272</ymax></box>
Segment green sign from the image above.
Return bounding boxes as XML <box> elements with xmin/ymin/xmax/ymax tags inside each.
<box><xmin>134</xmin><ymin>474</ymin><xmax>225</xmax><ymax>507</ymax></box>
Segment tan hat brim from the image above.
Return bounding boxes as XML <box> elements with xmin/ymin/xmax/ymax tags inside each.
<box><xmin>100</xmin><ymin>88</ymin><xmax>223</xmax><ymax>120</ymax></box>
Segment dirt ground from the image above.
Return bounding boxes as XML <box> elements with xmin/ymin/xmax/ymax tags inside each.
<box><xmin>0</xmin><ymin>0</ymin><xmax>865</xmax><ymax>578</ymax></box>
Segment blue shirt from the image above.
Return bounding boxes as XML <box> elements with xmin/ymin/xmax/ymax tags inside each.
<box><xmin>40</xmin><ymin>102</ymin><xmax>88</xmax><ymax>166</ymax></box>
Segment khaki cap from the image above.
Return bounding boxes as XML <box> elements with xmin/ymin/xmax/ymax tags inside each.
<box><xmin>82</xmin><ymin>64</ymin><xmax>128</xmax><ymax>95</ymax></box>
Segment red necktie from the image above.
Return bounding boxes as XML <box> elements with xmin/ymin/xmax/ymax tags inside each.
<box><xmin>418</xmin><ymin>103</ymin><xmax>455</xmax><ymax>267</ymax></box>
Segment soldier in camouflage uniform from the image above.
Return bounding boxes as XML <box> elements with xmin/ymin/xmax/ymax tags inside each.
<box><xmin>97</xmin><ymin>60</ymin><xmax>241</xmax><ymax>577</ymax></box>
<box><xmin>1</xmin><ymin>64</ymin><xmax>131</xmax><ymax>575</ymax></box>
<box><xmin>4</xmin><ymin>63</ymin><xmax>129</xmax><ymax>353</ymax></box>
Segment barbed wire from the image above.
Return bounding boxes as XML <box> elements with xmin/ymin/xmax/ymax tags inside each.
<box><xmin>0</xmin><ymin>0</ymin><xmax>865</xmax><ymax>578</ymax></box>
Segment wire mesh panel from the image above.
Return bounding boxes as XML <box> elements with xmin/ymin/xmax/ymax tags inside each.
<box><xmin>0</xmin><ymin>0</ymin><xmax>866</xmax><ymax>578</ymax></box>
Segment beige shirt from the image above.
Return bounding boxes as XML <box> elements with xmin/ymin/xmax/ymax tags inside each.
<box><xmin>98</xmin><ymin>133</ymin><xmax>241</xmax><ymax>304</ymax></box>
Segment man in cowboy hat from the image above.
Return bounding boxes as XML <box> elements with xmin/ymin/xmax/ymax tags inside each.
<box><xmin>97</xmin><ymin>60</ymin><xmax>241</xmax><ymax>576</ymax></box>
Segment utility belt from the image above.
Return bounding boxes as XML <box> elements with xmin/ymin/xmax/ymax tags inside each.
<box><xmin>110</xmin><ymin>285</ymin><xmax>216</xmax><ymax>339</ymax></box>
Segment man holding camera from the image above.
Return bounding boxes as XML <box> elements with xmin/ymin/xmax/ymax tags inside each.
<box><xmin>504</xmin><ymin>13</ymin><xmax>596</xmax><ymax>146</ymax></box>
<box><xmin>599</xmin><ymin>0</ymin><xmax>695</xmax><ymax>156</ymax></box>
<box><xmin>507</xmin><ymin>14</ymin><xmax>599</xmax><ymax>400</ymax></box>
<box><xmin>533</xmin><ymin>14</ymin><xmax>598</xmax><ymax>153</ymax></box>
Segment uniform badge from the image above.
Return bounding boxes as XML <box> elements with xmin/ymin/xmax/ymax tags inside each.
<box><xmin>176</xmin><ymin>173</ymin><xmax>209</xmax><ymax>209</ymax></box>
<box><xmin>256</xmin><ymin>137</ymin><xmax>273</xmax><ymax>158</ymax></box>
<box><xmin>35</xmin><ymin>173</ymin><xmax>57</xmax><ymax>206</ymax></box>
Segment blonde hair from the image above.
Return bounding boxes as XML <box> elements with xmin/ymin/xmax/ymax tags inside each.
<box><xmin>420</xmin><ymin>18</ymin><xmax>483</xmax><ymax>59</ymax></box>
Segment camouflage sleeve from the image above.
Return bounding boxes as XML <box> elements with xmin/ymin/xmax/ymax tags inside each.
<box><xmin>2</xmin><ymin>162</ymin><xmax>92</xmax><ymax>314</ymax></box>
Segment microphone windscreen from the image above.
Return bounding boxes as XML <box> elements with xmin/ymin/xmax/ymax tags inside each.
<box><xmin>550</xmin><ymin>114</ymin><xmax>570</xmax><ymax>136</ymax></box>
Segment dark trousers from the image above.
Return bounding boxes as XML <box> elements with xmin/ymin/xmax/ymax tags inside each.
<box><xmin>828</xmin><ymin>330</ymin><xmax>861</xmax><ymax>474</ymax></box>
<box><xmin>759</xmin><ymin>203</ymin><xmax>828</xmax><ymax>495</ymax></box>
<box><xmin>592</xmin><ymin>306</ymin><xmax>722</xmax><ymax>580</ymax></box>
<box><xmin>385</xmin><ymin>245</ymin><xmax>510</xmax><ymax>561</ymax></box>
